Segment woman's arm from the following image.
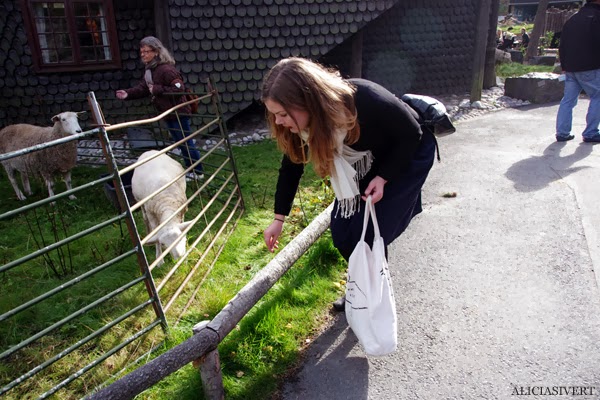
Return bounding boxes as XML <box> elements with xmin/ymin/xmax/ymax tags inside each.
<box><xmin>150</xmin><ymin>65</ymin><xmax>185</xmax><ymax>96</ymax></box>
<box><xmin>120</xmin><ymin>79</ymin><xmax>150</xmax><ymax>100</ymax></box>
<box><xmin>264</xmin><ymin>215</ymin><xmax>286</xmax><ymax>253</ymax></box>
<box><xmin>352</xmin><ymin>79</ymin><xmax>422</xmax><ymax>183</ymax></box>
<box><xmin>264</xmin><ymin>155</ymin><xmax>304</xmax><ymax>252</ymax></box>
<box><xmin>361</xmin><ymin>175</ymin><xmax>387</xmax><ymax>203</ymax></box>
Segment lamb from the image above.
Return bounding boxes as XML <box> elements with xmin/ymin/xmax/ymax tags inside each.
<box><xmin>0</xmin><ymin>111</ymin><xmax>84</xmax><ymax>201</ymax></box>
<box><xmin>132</xmin><ymin>150</ymin><xmax>192</xmax><ymax>266</ymax></box>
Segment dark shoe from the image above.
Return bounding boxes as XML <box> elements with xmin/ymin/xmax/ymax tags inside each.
<box><xmin>583</xmin><ymin>135</ymin><xmax>600</xmax><ymax>143</ymax></box>
<box><xmin>556</xmin><ymin>134</ymin><xmax>574</xmax><ymax>142</ymax></box>
<box><xmin>332</xmin><ymin>296</ymin><xmax>346</xmax><ymax>312</ymax></box>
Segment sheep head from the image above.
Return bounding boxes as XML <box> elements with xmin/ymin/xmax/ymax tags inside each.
<box><xmin>51</xmin><ymin>111</ymin><xmax>84</xmax><ymax>135</ymax></box>
<box><xmin>147</xmin><ymin>221</ymin><xmax>194</xmax><ymax>261</ymax></box>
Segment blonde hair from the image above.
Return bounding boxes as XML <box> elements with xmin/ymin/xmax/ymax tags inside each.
<box><xmin>261</xmin><ymin>57</ymin><xmax>360</xmax><ymax>177</ymax></box>
<box><xmin>140</xmin><ymin>36</ymin><xmax>175</xmax><ymax>65</ymax></box>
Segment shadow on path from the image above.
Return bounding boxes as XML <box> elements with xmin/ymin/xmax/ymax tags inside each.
<box><xmin>505</xmin><ymin>142</ymin><xmax>593</xmax><ymax>192</ymax></box>
<box><xmin>281</xmin><ymin>314</ymin><xmax>369</xmax><ymax>400</ymax></box>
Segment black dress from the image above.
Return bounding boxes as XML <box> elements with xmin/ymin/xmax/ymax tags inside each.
<box><xmin>274</xmin><ymin>79</ymin><xmax>436</xmax><ymax>260</ymax></box>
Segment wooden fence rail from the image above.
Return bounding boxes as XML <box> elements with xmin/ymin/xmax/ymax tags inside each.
<box><xmin>86</xmin><ymin>203</ymin><xmax>334</xmax><ymax>400</ymax></box>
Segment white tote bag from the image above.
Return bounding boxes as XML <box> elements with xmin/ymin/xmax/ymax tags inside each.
<box><xmin>345</xmin><ymin>196</ymin><xmax>398</xmax><ymax>356</ymax></box>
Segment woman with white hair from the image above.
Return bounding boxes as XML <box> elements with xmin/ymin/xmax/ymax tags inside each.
<box><xmin>116</xmin><ymin>36</ymin><xmax>203</xmax><ymax>180</ymax></box>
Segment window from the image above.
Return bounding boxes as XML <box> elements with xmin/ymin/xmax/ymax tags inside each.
<box><xmin>21</xmin><ymin>0</ymin><xmax>121</xmax><ymax>72</ymax></box>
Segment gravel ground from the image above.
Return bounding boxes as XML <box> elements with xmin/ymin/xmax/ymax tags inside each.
<box><xmin>78</xmin><ymin>82</ymin><xmax>534</xmax><ymax>163</ymax></box>
<box><xmin>224</xmin><ymin>81</ymin><xmax>534</xmax><ymax>143</ymax></box>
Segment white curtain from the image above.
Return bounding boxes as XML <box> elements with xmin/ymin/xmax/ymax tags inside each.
<box><xmin>34</xmin><ymin>4</ymin><xmax>50</xmax><ymax>63</ymax></box>
<box><xmin>97</xmin><ymin>5</ymin><xmax>111</xmax><ymax>60</ymax></box>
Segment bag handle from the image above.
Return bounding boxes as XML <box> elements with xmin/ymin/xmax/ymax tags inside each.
<box><xmin>360</xmin><ymin>196</ymin><xmax>382</xmax><ymax>243</ymax></box>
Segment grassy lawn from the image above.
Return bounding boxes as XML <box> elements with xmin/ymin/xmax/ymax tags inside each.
<box><xmin>0</xmin><ymin>139</ymin><xmax>345</xmax><ymax>399</ymax></box>
<box><xmin>132</xmin><ymin>141</ymin><xmax>345</xmax><ymax>400</ymax></box>
<box><xmin>496</xmin><ymin>63</ymin><xmax>555</xmax><ymax>78</ymax></box>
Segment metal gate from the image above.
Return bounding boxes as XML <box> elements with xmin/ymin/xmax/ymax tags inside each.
<box><xmin>0</xmin><ymin>81</ymin><xmax>244</xmax><ymax>399</ymax></box>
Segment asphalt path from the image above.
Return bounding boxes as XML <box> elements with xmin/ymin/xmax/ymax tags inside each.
<box><xmin>281</xmin><ymin>100</ymin><xmax>600</xmax><ymax>400</ymax></box>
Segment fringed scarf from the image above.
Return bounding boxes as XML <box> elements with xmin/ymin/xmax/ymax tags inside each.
<box><xmin>300</xmin><ymin>129</ymin><xmax>372</xmax><ymax>218</ymax></box>
<box><xmin>144</xmin><ymin>59</ymin><xmax>159</xmax><ymax>99</ymax></box>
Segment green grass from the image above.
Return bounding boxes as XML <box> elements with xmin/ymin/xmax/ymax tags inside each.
<box><xmin>498</xmin><ymin>23</ymin><xmax>534</xmax><ymax>35</ymax></box>
<box><xmin>131</xmin><ymin>141</ymin><xmax>345</xmax><ymax>400</ymax></box>
<box><xmin>0</xmin><ymin>139</ymin><xmax>344</xmax><ymax>399</ymax></box>
<box><xmin>496</xmin><ymin>63</ymin><xmax>555</xmax><ymax>78</ymax></box>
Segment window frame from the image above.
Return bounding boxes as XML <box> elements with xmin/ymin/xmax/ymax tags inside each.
<box><xmin>20</xmin><ymin>0</ymin><xmax>122</xmax><ymax>73</ymax></box>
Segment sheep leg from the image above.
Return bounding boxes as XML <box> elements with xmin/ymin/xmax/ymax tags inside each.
<box><xmin>63</xmin><ymin>171</ymin><xmax>77</xmax><ymax>200</ymax></box>
<box><xmin>155</xmin><ymin>244</ymin><xmax>164</xmax><ymax>266</ymax></box>
<box><xmin>5</xmin><ymin>167</ymin><xmax>27</xmax><ymax>201</ymax></box>
<box><xmin>21</xmin><ymin>172</ymin><xmax>33</xmax><ymax>196</ymax></box>
<box><xmin>141</xmin><ymin>209</ymin><xmax>164</xmax><ymax>266</ymax></box>
<box><xmin>44</xmin><ymin>177</ymin><xmax>57</xmax><ymax>205</ymax></box>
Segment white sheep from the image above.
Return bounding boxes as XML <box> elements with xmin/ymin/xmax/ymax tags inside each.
<box><xmin>0</xmin><ymin>111</ymin><xmax>84</xmax><ymax>201</ymax></box>
<box><xmin>132</xmin><ymin>150</ymin><xmax>192</xmax><ymax>265</ymax></box>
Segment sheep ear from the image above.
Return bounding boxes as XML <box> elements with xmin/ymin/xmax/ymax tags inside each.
<box><xmin>77</xmin><ymin>111</ymin><xmax>87</xmax><ymax>117</ymax></box>
<box><xmin>177</xmin><ymin>221</ymin><xmax>193</xmax><ymax>231</ymax></box>
<box><xmin>51</xmin><ymin>114</ymin><xmax>60</xmax><ymax>122</ymax></box>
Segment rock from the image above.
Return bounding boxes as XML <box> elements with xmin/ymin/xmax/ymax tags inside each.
<box><xmin>553</xmin><ymin>63</ymin><xmax>562</xmax><ymax>74</ymax></box>
<box><xmin>257</xmin><ymin>128</ymin><xmax>270</xmax><ymax>135</ymax></box>
<box><xmin>472</xmin><ymin>101</ymin><xmax>486</xmax><ymax>109</ymax></box>
<box><xmin>504</xmin><ymin>73</ymin><xmax>564</xmax><ymax>104</ymax></box>
<box><xmin>508</xmin><ymin>49</ymin><xmax>523</xmax><ymax>63</ymax></box>
<box><xmin>495</xmin><ymin>49</ymin><xmax>512</xmax><ymax>64</ymax></box>
<box><xmin>530</xmin><ymin>55</ymin><xmax>557</xmax><ymax>66</ymax></box>
<box><xmin>459</xmin><ymin>99</ymin><xmax>471</xmax><ymax>109</ymax></box>
<box><xmin>252</xmin><ymin>133</ymin><xmax>262</xmax><ymax>141</ymax></box>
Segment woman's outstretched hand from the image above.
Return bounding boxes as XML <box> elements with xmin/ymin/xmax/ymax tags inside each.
<box><xmin>116</xmin><ymin>90</ymin><xmax>128</xmax><ymax>100</ymax></box>
<box><xmin>362</xmin><ymin>175</ymin><xmax>387</xmax><ymax>204</ymax></box>
<box><xmin>264</xmin><ymin>219</ymin><xmax>284</xmax><ymax>253</ymax></box>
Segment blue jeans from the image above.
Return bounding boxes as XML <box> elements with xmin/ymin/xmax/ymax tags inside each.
<box><xmin>165</xmin><ymin>117</ymin><xmax>203</xmax><ymax>173</ymax></box>
<box><xmin>556</xmin><ymin>68</ymin><xmax>600</xmax><ymax>139</ymax></box>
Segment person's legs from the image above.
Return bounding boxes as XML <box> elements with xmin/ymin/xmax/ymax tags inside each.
<box><xmin>165</xmin><ymin>117</ymin><xmax>203</xmax><ymax>173</ymax></box>
<box><xmin>574</xmin><ymin>68</ymin><xmax>600</xmax><ymax>139</ymax></box>
<box><xmin>556</xmin><ymin>72</ymin><xmax>582</xmax><ymax>139</ymax></box>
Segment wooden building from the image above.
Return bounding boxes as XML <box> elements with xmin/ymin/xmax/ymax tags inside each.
<box><xmin>1</xmin><ymin>0</ymin><xmax>485</xmax><ymax>127</ymax></box>
<box><xmin>508</xmin><ymin>0</ymin><xmax>581</xmax><ymax>21</ymax></box>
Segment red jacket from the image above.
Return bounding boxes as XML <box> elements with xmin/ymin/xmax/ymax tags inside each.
<box><xmin>125</xmin><ymin>63</ymin><xmax>191</xmax><ymax>117</ymax></box>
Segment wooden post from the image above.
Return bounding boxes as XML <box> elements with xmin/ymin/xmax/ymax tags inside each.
<box><xmin>483</xmin><ymin>0</ymin><xmax>500</xmax><ymax>89</ymax></box>
<box><xmin>154</xmin><ymin>0</ymin><xmax>174</xmax><ymax>51</ymax></box>
<box><xmin>349</xmin><ymin>31</ymin><xmax>363</xmax><ymax>78</ymax></box>
<box><xmin>524</xmin><ymin>0</ymin><xmax>550</xmax><ymax>63</ymax></box>
<box><xmin>471</xmin><ymin>0</ymin><xmax>493</xmax><ymax>103</ymax></box>
<box><xmin>87</xmin><ymin>205</ymin><xmax>333</xmax><ymax>400</ymax></box>
<box><xmin>193</xmin><ymin>321</ymin><xmax>224</xmax><ymax>400</ymax></box>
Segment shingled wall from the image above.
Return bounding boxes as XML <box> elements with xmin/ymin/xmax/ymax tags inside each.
<box><xmin>0</xmin><ymin>0</ymin><xmax>481</xmax><ymax>128</ymax></box>
<box><xmin>169</xmin><ymin>0</ymin><xmax>398</xmax><ymax>117</ymax></box>
<box><xmin>362</xmin><ymin>0</ymin><xmax>479</xmax><ymax>96</ymax></box>
<box><xmin>0</xmin><ymin>0</ymin><xmax>156</xmax><ymax>127</ymax></box>
<box><xmin>321</xmin><ymin>0</ymin><xmax>479</xmax><ymax>97</ymax></box>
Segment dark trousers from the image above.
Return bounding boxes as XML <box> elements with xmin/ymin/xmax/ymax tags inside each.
<box><xmin>165</xmin><ymin>116</ymin><xmax>203</xmax><ymax>173</ymax></box>
<box><xmin>330</xmin><ymin>132</ymin><xmax>436</xmax><ymax>261</ymax></box>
